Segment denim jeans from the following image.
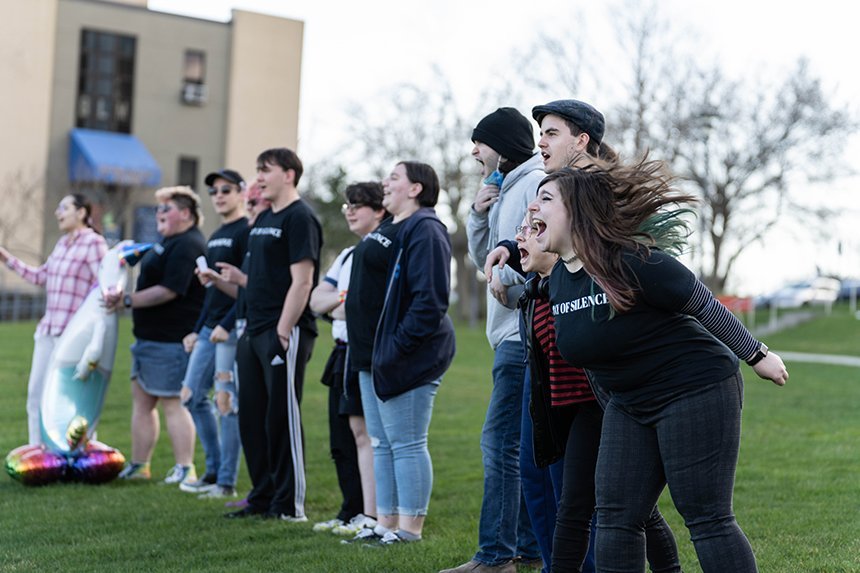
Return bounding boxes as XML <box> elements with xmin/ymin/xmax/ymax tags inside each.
<box><xmin>596</xmin><ymin>372</ymin><xmax>755</xmax><ymax>573</ymax></box>
<box><xmin>359</xmin><ymin>370</ymin><xmax>438</xmax><ymax>516</ymax></box>
<box><xmin>213</xmin><ymin>330</ymin><xmax>241</xmax><ymax>487</ymax></box>
<box><xmin>475</xmin><ymin>339</ymin><xmax>538</xmax><ymax>566</ymax></box>
<box><xmin>519</xmin><ymin>370</ymin><xmax>568</xmax><ymax>573</ymax></box>
<box><xmin>182</xmin><ymin>326</ymin><xmax>241</xmax><ymax>486</ymax></box>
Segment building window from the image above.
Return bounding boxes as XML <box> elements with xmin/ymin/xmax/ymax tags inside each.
<box><xmin>178</xmin><ymin>157</ymin><xmax>198</xmax><ymax>189</ymax></box>
<box><xmin>77</xmin><ymin>29</ymin><xmax>136</xmax><ymax>133</ymax></box>
<box><xmin>181</xmin><ymin>49</ymin><xmax>207</xmax><ymax>105</ymax></box>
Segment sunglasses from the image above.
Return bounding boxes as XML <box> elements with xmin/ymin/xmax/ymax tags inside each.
<box><xmin>156</xmin><ymin>203</ymin><xmax>175</xmax><ymax>214</ymax></box>
<box><xmin>208</xmin><ymin>185</ymin><xmax>236</xmax><ymax>196</ymax></box>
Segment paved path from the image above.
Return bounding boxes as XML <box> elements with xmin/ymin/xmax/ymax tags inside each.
<box><xmin>775</xmin><ymin>351</ymin><xmax>860</xmax><ymax>368</ymax></box>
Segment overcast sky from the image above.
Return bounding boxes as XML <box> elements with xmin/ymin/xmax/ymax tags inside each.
<box><xmin>149</xmin><ymin>0</ymin><xmax>860</xmax><ymax>295</ymax></box>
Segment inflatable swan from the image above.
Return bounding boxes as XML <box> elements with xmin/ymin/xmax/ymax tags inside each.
<box><xmin>5</xmin><ymin>241</ymin><xmax>152</xmax><ymax>485</ymax></box>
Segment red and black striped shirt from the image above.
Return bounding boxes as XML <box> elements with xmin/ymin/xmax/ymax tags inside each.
<box><xmin>533</xmin><ymin>297</ymin><xmax>594</xmax><ymax>407</ymax></box>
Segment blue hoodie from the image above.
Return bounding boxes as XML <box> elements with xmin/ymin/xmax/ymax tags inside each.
<box><xmin>372</xmin><ymin>208</ymin><xmax>456</xmax><ymax>400</ymax></box>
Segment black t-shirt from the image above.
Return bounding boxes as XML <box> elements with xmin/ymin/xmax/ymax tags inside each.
<box><xmin>244</xmin><ymin>200</ymin><xmax>322</xmax><ymax>336</ymax></box>
<box><xmin>345</xmin><ymin>217</ymin><xmax>401</xmax><ymax>370</ymax></box>
<box><xmin>202</xmin><ymin>217</ymin><xmax>248</xmax><ymax>328</ymax></box>
<box><xmin>234</xmin><ymin>226</ymin><xmax>251</xmax><ymax>321</ymax></box>
<box><xmin>548</xmin><ymin>249</ymin><xmax>738</xmax><ymax>407</ymax></box>
<box><xmin>133</xmin><ymin>226</ymin><xmax>207</xmax><ymax>342</ymax></box>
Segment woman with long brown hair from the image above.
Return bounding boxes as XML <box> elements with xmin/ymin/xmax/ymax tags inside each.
<box><xmin>527</xmin><ymin>160</ymin><xmax>788</xmax><ymax>572</ymax></box>
<box><xmin>0</xmin><ymin>193</ymin><xmax>107</xmax><ymax>445</ymax></box>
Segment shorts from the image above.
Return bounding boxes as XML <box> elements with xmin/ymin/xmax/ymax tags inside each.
<box><xmin>321</xmin><ymin>341</ymin><xmax>363</xmax><ymax>417</ymax></box>
<box><xmin>130</xmin><ymin>339</ymin><xmax>189</xmax><ymax>397</ymax></box>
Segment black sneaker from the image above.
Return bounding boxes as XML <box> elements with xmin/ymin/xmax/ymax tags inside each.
<box><xmin>223</xmin><ymin>506</ymin><xmax>268</xmax><ymax>519</ymax></box>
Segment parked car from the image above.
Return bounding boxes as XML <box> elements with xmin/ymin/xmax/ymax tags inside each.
<box><xmin>837</xmin><ymin>278</ymin><xmax>860</xmax><ymax>301</ymax></box>
<box><xmin>769</xmin><ymin>277</ymin><xmax>841</xmax><ymax>308</ymax></box>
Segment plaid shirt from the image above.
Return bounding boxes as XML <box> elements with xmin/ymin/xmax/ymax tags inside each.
<box><xmin>7</xmin><ymin>228</ymin><xmax>107</xmax><ymax>336</ymax></box>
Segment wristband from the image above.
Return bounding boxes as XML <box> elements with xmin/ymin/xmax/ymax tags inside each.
<box><xmin>123</xmin><ymin>294</ymin><xmax>133</xmax><ymax>308</ymax></box>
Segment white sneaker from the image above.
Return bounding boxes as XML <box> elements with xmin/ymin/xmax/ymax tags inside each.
<box><xmin>163</xmin><ymin>464</ymin><xmax>196</xmax><ymax>485</ymax></box>
<box><xmin>313</xmin><ymin>517</ymin><xmax>346</xmax><ymax>532</ymax></box>
<box><xmin>279</xmin><ymin>513</ymin><xmax>309</xmax><ymax>523</ymax></box>
<box><xmin>340</xmin><ymin>526</ymin><xmax>382</xmax><ymax>545</ymax></box>
<box><xmin>332</xmin><ymin>513</ymin><xmax>378</xmax><ymax>536</ymax></box>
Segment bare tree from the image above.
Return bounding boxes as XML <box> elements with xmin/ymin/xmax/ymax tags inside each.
<box><xmin>0</xmin><ymin>170</ymin><xmax>43</xmax><ymax>259</ymax></box>
<box><xmin>341</xmin><ymin>69</ymin><xmax>486</xmax><ymax>323</ymax></box>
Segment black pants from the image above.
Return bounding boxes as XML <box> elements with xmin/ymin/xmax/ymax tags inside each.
<box><xmin>322</xmin><ymin>343</ymin><xmax>363</xmax><ymax>522</ymax></box>
<box><xmin>237</xmin><ymin>325</ymin><xmax>314</xmax><ymax>517</ymax></box>
<box><xmin>552</xmin><ymin>400</ymin><xmax>681</xmax><ymax>573</ymax></box>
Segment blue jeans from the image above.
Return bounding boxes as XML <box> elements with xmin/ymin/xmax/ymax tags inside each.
<box><xmin>596</xmin><ymin>372</ymin><xmax>753</xmax><ymax>573</ymax></box>
<box><xmin>475</xmin><ymin>340</ymin><xmax>538</xmax><ymax>566</ymax></box>
<box><xmin>182</xmin><ymin>326</ymin><xmax>241</xmax><ymax>487</ymax></box>
<box><xmin>358</xmin><ymin>371</ymin><xmax>438</xmax><ymax>516</ymax></box>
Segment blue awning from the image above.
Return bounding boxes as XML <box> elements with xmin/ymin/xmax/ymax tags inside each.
<box><xmin>69</xmin><ymin>128</ymin><xmax>161</xmax><ymax>187</ymax></box>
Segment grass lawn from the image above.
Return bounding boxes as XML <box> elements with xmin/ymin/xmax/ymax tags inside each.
<box><xmin>0</xmin><ymin>309</ymin><xmax>858</xmax><ymax>572</ymax></box>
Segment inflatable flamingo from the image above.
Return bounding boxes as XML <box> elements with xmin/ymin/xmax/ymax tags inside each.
<box><xmin>5</xmin><ymin>242</ymin><xmax>152</xmax><ymax>485</ymax></box>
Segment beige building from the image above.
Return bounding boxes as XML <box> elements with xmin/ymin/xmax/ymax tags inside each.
<box><xmin>1</xmin><ymin>0</ymin><xmax>303</xmax><ymax>290</ymax></box>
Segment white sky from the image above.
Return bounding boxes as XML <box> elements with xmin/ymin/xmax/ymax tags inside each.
<box><xmin>149</xmin><ymin>0</ymin><xmax>860</xmax><ymax>295</ymax></box>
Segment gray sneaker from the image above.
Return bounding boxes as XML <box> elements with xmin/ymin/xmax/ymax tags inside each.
<box><xmin>198</xmin><ymin>485</ymin><xmax>238</xmax><ymax>499</ymax></box>
<box><xmin>179</xmin><ymin>474</ymin><xmax>217</xmax><ymax>493</ymax></box>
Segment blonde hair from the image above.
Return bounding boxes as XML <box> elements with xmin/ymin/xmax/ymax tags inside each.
<box><xmin>155</xmin><ymin>185</ymin><xmax>204</xmax><ymax>227</ymax></box>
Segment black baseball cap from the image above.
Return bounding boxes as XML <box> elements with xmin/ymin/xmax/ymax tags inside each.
<box><xmin>532</xmin><ymin>99</ymin><xmax>605</xmax><ymax>145</ymax></box>
<box><xmin>204</xmin><ymin>168</ymin><xmax>245</xmax><ymax>188</ymax></box>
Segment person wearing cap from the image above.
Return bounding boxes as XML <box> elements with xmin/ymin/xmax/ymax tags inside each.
<box><xmin>175</xmin><ymin>169</ymin><xmax>249</xmax><ymax>499</ymax></box>
<box><xmin>107</xmin><ymin>186</ymin><xmax>207</xmax><ymax>484</ymax></box>
<box><xmin>225</xmin><ymin>148</ymin><xmax>322</xmax><ymax>522</ymax></box>
<box><xmin>531</xmin><ymin>99</ymin><xmax>606</xmax><ymax>174</ymax></box>
<box><xmin>441</xmin><ymin>108</ymin><xmax>544</xmax><ymax>573</ymax></box>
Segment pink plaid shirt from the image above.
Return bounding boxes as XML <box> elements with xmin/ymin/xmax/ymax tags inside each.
<box><xmin>7</xmin><ymin>228</ymin><xmax>108</xmax><ymax>336</ymax></box>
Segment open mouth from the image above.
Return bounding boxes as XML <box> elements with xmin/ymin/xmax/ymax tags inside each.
<box><xmin>532</xmin><ymin>218</ymin><xmax>547</xmax><ymax>237</ymax></box>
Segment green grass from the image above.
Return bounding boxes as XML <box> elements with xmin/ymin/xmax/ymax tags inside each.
<box><xmin>0</xmin><ymin>314</ymin><xmax>858</xmax><ymax>572</ymax></box>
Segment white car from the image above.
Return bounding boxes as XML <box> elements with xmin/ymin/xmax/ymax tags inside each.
<box><xmin>770</xmin><ymin>277</ymin><xmax>841</xmax><ymax>308</ymax></box>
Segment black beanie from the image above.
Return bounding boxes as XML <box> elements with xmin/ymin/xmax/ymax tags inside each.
<box><xmin>471</xmin><ymin>107</ymin><xmax>535</xmax><ymax>164</ymax></box>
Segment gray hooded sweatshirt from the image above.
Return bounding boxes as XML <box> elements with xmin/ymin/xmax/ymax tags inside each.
<box><xmin>467</xmin><ymin>153</ymin><xmax>545</xmax><ymax>349</ymax></box>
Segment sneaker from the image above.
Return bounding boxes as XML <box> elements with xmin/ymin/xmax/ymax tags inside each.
<box><xmin>373</xmin><ymin>530</ymin><xmax>413</xmax><ymax>546</ymax></box>
<box><xmin>118</xmin><ymin>462</ymin><xmax>151</xmax><ymax>480</ymax></box>
<box><xmin>340</xmin><ymin>526</ymin><xmax>382</xmax><ymax>545</ymax></box>
<box><xmin>179</xmin><ymin>473</ymin><xmax>217</xmax><ymax>493</ymax></box>
<box><xmin>163</xmin><ymin>464</ymin><xmax>196</xmax><ymax>486</ymax></box>
<box><xmin>198</xmin><ymin>485</ymin><xmax>238</xmax><ymax>499</ymax></box>
<box><xmin>225</xmin><ymin>496</ymin><xmax>249</xmax><ymax>509</ymax></box>
<box><xmin>331</xmin><ymin>513</ymin><xmax>378</xmax><ymax>536</ymax></box>
<box><xmin>313</xmin><ymin>517</ymin><xmax>346</xmax><ymax>532</ymax></box>
<box><xmin>223</xmin><ymin>506</ymin><xmax>268</xmax><ymax>519</ymax></box>
<box><xmin>439</xmin><ymin>560</ymin><xmax>516</xmax><ymax>573</ymax></box>
<box><xmin>276</xmin><ymin>513</ymin><xmax>309</xmax><ymax>523</ymax></box>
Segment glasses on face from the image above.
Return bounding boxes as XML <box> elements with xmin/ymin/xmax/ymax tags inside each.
<box><xmin>515</xmin><ymin>224</ymin><xmax>537</xmax><ymax>238</ymax></box>
<box><xmin>156</xmin><ymin>203</ymin><xmax>175</xmax><ymax>214</ymax></box>
<box><xmin>341</xmin><ymin>203</ymin><xmax>367</xmax><ymax>214</ymax></box>
<box><xmin>208</xmin><ymin>185</ymin><xmax>236</xmax><ymax>196</ymax></box>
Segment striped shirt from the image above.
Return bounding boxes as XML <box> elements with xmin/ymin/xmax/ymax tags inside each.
<box><xmin>533</xmin><ymin>297</ymin><xmax>594</xmax><ymax>407</ymax></box>
<box><xmin>6</xmin><ymin>228</ymin><xmax>107</xmax><ymax>336</ymax></box>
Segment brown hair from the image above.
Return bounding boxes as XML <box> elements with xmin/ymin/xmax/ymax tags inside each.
<box><xmin>541</xmin><ymin>158</ymin><xmax>696</xmax><ymax>312</ymax></box>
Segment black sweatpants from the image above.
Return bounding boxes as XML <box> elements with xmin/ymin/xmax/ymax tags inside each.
<box><xmin>237</xmin><ymin>325</ymin><xmax>314</xmax><ymax>517</ymax></box>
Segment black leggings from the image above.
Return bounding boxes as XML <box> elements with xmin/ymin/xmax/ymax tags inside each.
<box><xmin>551</xmin><ymin>400</ymin><xmax>681</xmax><ymax>573</ymax></box>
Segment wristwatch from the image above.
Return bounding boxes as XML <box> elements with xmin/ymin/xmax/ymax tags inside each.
<box><xmin>123</xmin><ymin>294</ymin><xmax>133</xmax><ymax>309</ymax></box>
<box><xmin>745</xmin><ymin>342</ymin><xmax>768</xmax><ymax>366</ymax></box>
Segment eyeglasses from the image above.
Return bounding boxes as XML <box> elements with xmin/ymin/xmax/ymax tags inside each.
<box><xmin>515</xmin><ymin>224</ymin><xmax>537</xmax><ymax>238</ymax></box>
<box><xmin>208</xmin><ymin>185</ymin><xmax>236</xmax><ymax>196</ymax></box>
<box><xmin>341</xmin><ymin>203</ymin><xmax>368</xmax><ymax>214</ymax></box>
<box><xmin>156</xmin><ymin>203</ymin><xmax>175</xmax><ymax>214</ymax></box>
